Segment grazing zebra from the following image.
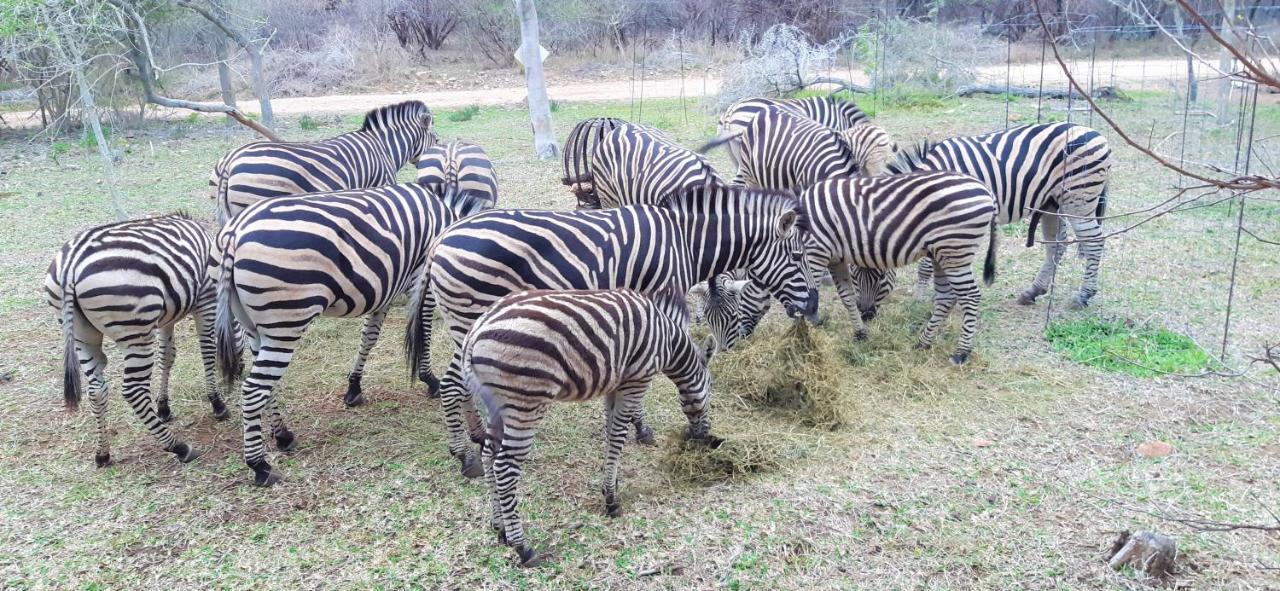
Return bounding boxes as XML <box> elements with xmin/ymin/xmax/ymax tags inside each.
<box><xmin>415</xmin><ymin>140</ymin><xmax>498</xmax><ymax>205</ymax></box>
<box><xmin>719</xmin><ymin>96</ymin><xmax>870</xmax><ymax>136</ymax></box>
<box><xmin>45</xmin><ymin>213</ymin><xmax>226</xmax><ymax>468</ymax></box>
<box><xmin>799</xmin><ymin>172</ymin><xmax>998</xmax><ymax>363</ymax></box>
<box><xmin>701</xmin><ymin>105</ymin><xmax>859</xmax><ymax>193</ymax></box>
<box><xmin>561</xmin><ymin>117</ymin><xmax>627</xmax><ymax>209</ymax></box>
<box><xmin>581</xmin><ymin>123</ymin><xmax>724</xmax><ymax>208</ymax></box>
<box><xmin>840</xmin><ymin>123</ymin><xmax>897</xmax><ymax>177</ymax></box>
<box><xmin>214</xmin><ymin>183</ymin><xmax>491</xmax><ymax>486</ymax></box>
<box><xmin>418</xmin><ymin>183</ymin><xmax>819</xmax><ymax>477</ymax></box>
<box><xmin>886</xmin><ymin>122</ymin><xmax>1112</xmax><ymax>308</ymax></box>
<box><xmin>467</xmin><ymin>288</ymin><xmax>723</xmax><ymax>566</ymax></box>
<box><xmin>211</xmin><ymin>100</ymin><xmax>437</xmax><ymax>225</ymax></box>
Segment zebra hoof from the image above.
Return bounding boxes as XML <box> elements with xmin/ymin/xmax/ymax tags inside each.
<box><xmin>517</xmin><ymin>546</ymin><xmax>544</xmax><ymax>568</ymax></box>
<box><xmin>913</xmin><ymin>342</ymin><xmax>932</xmax><ymax>351</ymax></box>
<box><xmin>494</xmin><ymin>525</ymin><xmax>509</xmax><ymax>546</ymax></box>
<box><xmin>421</xmin><ymin>371</ymin><xmax>440</xmax><ymax>398</ymax></box>
<box><xmin>854</xmin><ymin>329</ymin><xmax>868</xmax><ymax>342</ymax></box>
<box><xmin>95</xmin><ymin>453</ymin><xmax>112</xmax><ymax>468</ymax></box>
<box><xmin>275</xmin><ymin>430</ymin><xmax>297</xmax><ymax>452</ymax></box>
<box><xmin>1016</xmin><ymin>286</ymin><xmax>1046</xmax><ymax>306</ymax></box>
<box><xmin>634</xmin><ymin>424</ymin><xmax>657</xmax><ymax>446</ymax></box>
<box><xmin>460</xmin><ymin>454</ymin><xmax>484</xmax><ymax>479</ymax></box>
<box><xmin>1067</xmin><ymin>296</ymin><xmax>1090</xmax><ymax>310</ymax></box>
<box><xmin>172</xmin><ymin>442</ymin><xmax>202</xmax><ymax>464</ymax></box>
<box><xmin>343</xmin><ymin>391</ymin><xmax>365</xmax><ymax>408</ymax></box>
<box><xmin>950</xmin><ymin>352</ymin><xmax>971</xmax><ymax>365</ymax></box>
<box><xmin>605</xmin><ymin>498</ymin><xmax>623</xmax><ymax>518</ymax></box>
<box><xmin>211</xmin><ymin>400</ymin><xmax>230</xmax><ymax>421</ymax></box>
<box><xmin>253</xmin><ymin>469</ymin><xmax>282</xmax><ymax>487</ymax></box>
<box><xmin>157</xmin><ymin>402</ymin><xmax>172</xmax><ymax>423</ymax></box>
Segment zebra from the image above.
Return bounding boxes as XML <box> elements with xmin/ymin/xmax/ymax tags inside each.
<box><xmin>417</xmin><ymin>183</ymin><xmax>819</xmax><ymax>477</ymax></box>
<box><xmin>701</xmin><ymin>104</ymin><xmax>860</xmax><ymax>193</ymax></box>
<box><xmin>45</xmin><ymin>213</ymin><xmax>227</xmax><ymax>468</ymax></box>
<box><xmin>718</xmin><ymin>96</ymin><xmax>870</xmax><ymax>136</ymax></box>
<box><xmin>561</xmin><ymin>117</ymin><xmax>627</xmax><ymax>209</ymax></box>
<box><xmin>214</xmin><ymin>183</ymin><xmax>491</xmax><ymax>486</ymax></box>
<box><xmin>415</xmin><ymin>140</ymin><xmax>498</xmax><ymax>205</ymax></box>
<box><xmin>577</xmin><ymin>123</ymin><xmax>724</xmax><ymax>209</ymax></box>
<box><xmin>886</xmin><ymin>122</ymin><xmax>1112</xmax><ymax>308</ymax></box>
<box><xmin>211</xmin><ymin>100</ymin><xmax>438</xmax><ymax>225</ymax></box>
<box><xmin>798</xmin><ymin>172</ymin><xmax>998</xmax><ymax>364</ymax></box>
<box><xmin>467</xmin><ymin>287</ymin><xmax>724</xmax><ymax>567</ymax></box>
<box><xmin>840</xmin><ymin>123</ymin><xmax>897</xmax><ymax>177</ymax></box>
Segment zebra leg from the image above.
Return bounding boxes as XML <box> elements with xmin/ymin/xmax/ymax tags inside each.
<box><xmin>630</xmin><ymin>407</ymin><xmax>656</xmax><ymax>446</ymax></box>
<box><xmin>154</xmin><ymin>325</ymin><xmax>176</xmax><ymax>423</ymax></box>
<box><xmin>192</xmin><ymin>298</ymin><xmax>229</xmax><ymax>420</ymax></box>
<box><xmin>493</xmin><ymin>401</ymin><xmax>549</xmax><ymax>567</ymax></box>
<box><xmin>440</xmin><ymin>350</ymin><xmax>484</xmax><ymax>478</ymax></box>
<box><xmin>916</xmin><ymin>264</ymin><xmax>958</xmax><ymax>351</ymax></box>
<box><xmin>120</xmin><ymin>338</ymin><xmax>200</xmax><ymax>464</ymax></box>
<box><xmin>75</xmin><ymin>328</ymin><xmax>113</xmax><ymax>467</ymax></box>
<box><xmin>939</xmin><ymin>265</ymin><xmax>981</xmax><ymax>364</ymax></box>
<box><xmin>344</xmin><ymin>309</ymin><xmax>388</xmax><ymax>408</ymax></box>
<box><xmin>1018</xmin><ymin>214</ymin><xmax>1066</xmax><ymax>305</ymax></box>
<box><xmin>603</xmin><ymin>379</ymin><xmax>648</xmax><ymax>518</ymax></box>
<box><xmin>267</xmin><ymin>396</ymin><xmax>296</xmax><ymax>452</ymax></box>
<box><xmin>915</xmin><ymin>257</ymin><xmax>935</xmax><ymax>301</ymax></box>
<box><xmin>416</xmin><ymin>287</ymin><xmax>441</xmax><ymax>397</ymax></box>
<box><xmin>1066</xmin><ymin>214</ymin><xmax>1104</xmax><ymax>309</ymax></box>
<box><xmin>240</xmin><ymin>339</ymin><xmax>298</xmax><ymax>486</ymax></box>
<box><xmin>829</xmin><ymin>264</ymin><xmax>868</xmax><ymax>340</ymax></box>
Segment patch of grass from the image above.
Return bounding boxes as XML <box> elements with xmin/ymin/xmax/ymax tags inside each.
<box><xmin>447</xmin><ymin>104</ymin><xmax>480</xmax><ymax>122</ymax></box>
<box><xmin>1046</xmin><ymin>317</ymin><xmax>1214</xmax><ymax>377</ymax></box>
<box><xmin>298</xmin><ymin>114</ymin><xmax>321</xmax><ymax>130</ymax></box>
<box><xmin>184</xmin><ymin>112</ymin><xmax>200</xmax><ymax>124</ymax></box>
<box><xmin>77</xmin><ymin>126</ymin><xmax>110</xmax><ymax>149</ymax></box>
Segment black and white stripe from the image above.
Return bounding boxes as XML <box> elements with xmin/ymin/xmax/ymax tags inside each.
<box><xmin>585</xmin><ymin>123</ymin><xmax>724</xmax><ymax>208</ymax></box>
<box><xmin>46</xmin><ymin>213</ymin><xmax>225</xmax><ymax>468</ymax></box>
<box><xmin>214</xmin><ymin>183</ymin><xmax>490</xmax><ymax>486</ymax></box>
<box><xmin>719</xmin><ymin>96</ymin><xmax>870</xmax><ymax>136</ymax></box>
<box><xmin>418</xmin><ymin>184</ymin><xmax>820</xmax><ymax>477</ymax></box>
<box><xmin>561</xmin><ymin>117</ymin><xmax>627</xmax><ymax>209</ymax></box>
<box><xmin>702</xmin><ymin>105</ymin><xmax>859</xmax><ymax>193</ymax></box>
<box><xmin>800</xmin><ymin>172</ymin><xmax>998</xmax><ymax>363</ymax></box>
<box><xmin>212</xmin><ymin>101</ymin><xmax>437</xmax><ymax>225</ymax></box>
<box><xmin>840</xmin><ymin>123</ymin><xmax>897</xmax><ymax>177</ymax></box>
<box><xmin>466</xmin><ymin>288</ymin><xmax>720</xmax><ymax>566</ymax></box>
<box><xmin>888</xmin><ymin>122</ymin><xmax>1112</xmax><ymax>308</ymax></box>
<box><xmin>415</xmin><ymin>140</ymin><xmax>498</xmax><ymax>205</ymax></box>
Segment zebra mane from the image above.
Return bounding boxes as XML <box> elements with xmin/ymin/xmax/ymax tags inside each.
<box><xmin>888</xmin><ymin>139</ymin><xmax>935</xmax><ymax>174</ymax></box>
<box><xmin>360</xmin><ymin>100</ymin><xmax>430</xmax><ymax>133</ymax></box>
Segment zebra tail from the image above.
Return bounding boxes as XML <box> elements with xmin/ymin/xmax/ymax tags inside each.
<box><xmin>211</xmin><ymin>153</ymin><xmax>234</xmax><ymax>226</ymax></box>
<box><xmin>214</xmin><ymin>239</ymin><xmax>244</xmax><ymax>389</ymax></box>
<box><xmin>696</xmin><ymin>131</ymin><xmax>741</xmax><ymax>155</ymax></box>
<box><xmin>60</xmin><ymin>279</ymin><xmax>82</xmax><ymax>411</ymax></box>
<box><xmin>983</xmin><ymin>219</ymin><xmax>999</xmax><ymax>287</ymax></box>
<box><xmin>1096</xmin><ymin>182</ymin><xmax>1109</xmax><ymax>222</ymax></box>
<box><xmin>403</xmin><ymin>267</ymin><xmax>431</xmax><ymax>382</ymax></box>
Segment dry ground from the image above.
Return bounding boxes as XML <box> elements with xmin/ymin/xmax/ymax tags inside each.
<box><xmin>0</xmin><ymin>93</ymin><xmax>1277</xmax><ymax>589</ymax></box>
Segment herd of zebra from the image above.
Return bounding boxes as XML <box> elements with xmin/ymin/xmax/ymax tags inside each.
<box><xmin>45</xmin><ymin>95</ymin><xmax>1113</xmax><ymax>566</ymax></box>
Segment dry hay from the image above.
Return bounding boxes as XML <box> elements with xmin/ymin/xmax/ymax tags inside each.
<box><xmin>710</xmin><ymin>320</ymin><xmax>854</xmax><ymax>430</ymax></box>
<box><xmin>659</xmin><ymin>422</ymin><xmax>807</xmax><ymax>485</ymax></box>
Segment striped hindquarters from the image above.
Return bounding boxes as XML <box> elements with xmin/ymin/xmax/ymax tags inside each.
<box><xmin>416</xmin><ymin>141</ymin><xmax>499</xmax><ymax>205</ymax></box>
<box><xmin>718</xmin><ymin>96</ymin><xmax>869</xmax><ymax>137</ymax></box>
<box><xmin>735</xmin><ymin>105</ymin><xmax>859</xmax><ymax>191</ymax></box>
<box><xmin>214</xmin><ymin>101</ymin><xmax>435</xmax><ymax>225</ymax></box>
<box><xmin>839</xmin><ymin>123</ymin><xmax>897</xmax><ymax>176</ymax></box>
<box><xmin>562</xmin><ymin>117</ymin><xmax>628</xmax><ymax>209</ymax></box>
<box><xmin>591</xmin><ymin>124</ymin><xmax>722</xmax><ymax>208</ymax></box>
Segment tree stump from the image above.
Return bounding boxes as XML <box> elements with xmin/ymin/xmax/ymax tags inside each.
<box><xmin>1108</xmin><ymin>530</ymin><xmax>1177</xmax><ymax>582</ymax></box>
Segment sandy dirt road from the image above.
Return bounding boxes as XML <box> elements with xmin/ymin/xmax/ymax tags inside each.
<box><xmin>1</xmin><ymin>58</ymin><xmax>1189</xmax><ymax>128</ymax></box>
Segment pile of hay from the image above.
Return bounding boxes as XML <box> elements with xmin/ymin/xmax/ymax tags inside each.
<box><xmin>660</xmin><ymin>425</ymin><xmax>806</xmax><ymax>485</ymax></box>
<box><xmin>710</xmin><ymin>321</ymin><xmax>854</xmax><ymax>430</ymax></box>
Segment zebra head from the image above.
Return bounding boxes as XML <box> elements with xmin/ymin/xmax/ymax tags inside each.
<box><xmin>702</xmin><ymin>274</ymin><xmax>752</xmax><ymax>356</ymax></box>
<box><xmin>886</xmin><ymin>139</ymin><xmax>934</xmax><ymax>175</ymax></box>
<box><xmin>849</xmin><ymin>266</ymin><xmax>898</xmax><ymax>321</ymax></box>
<box><xmin>360</xmin><ymin>100</ymin><xmax>437</xmax><ymax>168</ymax></box>
<box><xmin>735</xmin><ymin>189</ymin><xmax>820</xmax><ymax>323</ymax></box>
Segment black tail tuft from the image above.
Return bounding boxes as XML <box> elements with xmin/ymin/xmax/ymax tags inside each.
<box><xmin>1096</xmin><ymin>182</ymin><xmax>1108</xmax><ymax>221</ymax></box>
<box><xmin>983</xmin><ymin>219</ymin><xmax>999</xmax><ymax>287</ymax></box>
<box><xmin>214</xmin><ymin>245</ymin><xmax>244</xmax><ymax>390</ymax></box>
<box><xmin>697</xmin><ymin>132</ymin><xmax>739</xmax><ymax>155</ymax></box>
<box><xmin>404</xmin><ymin>269</ymin><xmax>432</xmax><ymax>383</ymax></box>
<box><xmin>61</xmin><ymin>284</ymin><xmax>81</xmax><ymax>411</ymax></box>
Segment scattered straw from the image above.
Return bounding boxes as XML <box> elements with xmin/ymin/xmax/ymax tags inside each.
<box><xmin>660</xmin><ymin>427</ymin><xmax>804</xmax><ymax>485</ymax></box>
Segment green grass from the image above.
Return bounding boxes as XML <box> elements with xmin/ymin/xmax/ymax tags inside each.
<box><xmin>446</xmin><ymin>104</ymin><xmax>480</xmax><ymax>122</ymax></box>
<box><xmin>1046</xmin><ymin>318</ymin><xmax>1215</xmax><ymax>377</ymax></box>
<box><xmin>298</xmin><ymin>114</ymin><xmax>322</xmax><ymax>130</ymax></box>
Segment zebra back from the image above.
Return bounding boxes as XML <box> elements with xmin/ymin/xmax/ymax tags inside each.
<box><xmin>719</xmin><ymin>96</ymin><xmax>869</xmax><ymax>137</ymax></box>
<box><xmin>591</xmin><ymin>123</ymin><xmax>723</xmax><ymax>209</ymax></box>
<box><xmin>213</xmin><ymin>100</ymin><xmax>436</xmax><ymax>225</ymax></box>
<box><xmin>735</xmin><ymin>105</ymin><xmax>860</xmax><ymax>192</ymax></box>
<box><xmin>562</xmin><ymin>117</ymin><xmax>628</xmax><ymax>209</ymax></box>
<box><xmin>839</xmin><ymin>123</ymin><xmax>897</xmax><ymax>176</ymax></box>
<box><xmin>415</xmin><ymin>141</ymin><xmax>499</xmax><ymax>206</ymax></box>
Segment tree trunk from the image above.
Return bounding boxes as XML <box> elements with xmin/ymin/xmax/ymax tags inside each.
<box><xmin>212</xmin><ymin>0</ymin><xmax>237</xmax><ymax>127</ymax></box>
<box><xmin>1217</xmin><ymin>0</ymin><xmax>1236</xmax><ymax>120</ymax></box>
<box><xmin>247</xmin><ymin>50</ymin><xmax>274</xmax><ymax>130</ymax></box>
<box><xmin>514</xmin><ymin>0</ymin><xmax>557</xmax><ymax>159</ymax></box>
<box><xmin>1172</xmin><ymin>2</ymin><xmax>1196</xmax><ymax>103</ymax></box>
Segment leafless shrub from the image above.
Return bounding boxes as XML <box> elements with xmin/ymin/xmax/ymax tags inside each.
<box><xmin>713</xmin><ymin>24</ymin><xmax>848</xmax><ymax>112</ymax></box>
<box><xmin>453</xmin><ymin>0</ymin><xmax>519</xmax><ymax>67</ymax></box>
<box><xmin>853</xmin><ymin>18</ymin><xmax>999</xmax><ymax>94</ymax></box>
<box><xmin>387</xmin><ymin>0</ymin><xmax>458</xmax><ymax>55</ymax></box>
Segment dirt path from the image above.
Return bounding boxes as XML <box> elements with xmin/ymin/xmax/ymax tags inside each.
<box><xmin>0</xmin><ymin>58</ymin><xmax>1188</xmax><ymax>128</ymax></box>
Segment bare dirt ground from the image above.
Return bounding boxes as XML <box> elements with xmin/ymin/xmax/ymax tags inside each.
<box><xmin>0</xmin><ymin>58</ymin><xmax>1190</xmax><ymax>127</ymax></box>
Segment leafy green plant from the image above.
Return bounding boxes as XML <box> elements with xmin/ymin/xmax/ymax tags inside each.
<box><xmin>184</xmin><ymin>112</ymin><xmax>200</xmax><ymax>124</ymax></box>
<box><xmin>78</xmin><ymin>126</ymin><xmax>110</xmax><ymax>149</ymax></box>
<box><xmin>49</xmin><ymin>141</ymin><xmax>72</xmax><ymax>163</ymax></box>
<box><xmin>1046</xmin><ymin>318</ymin><xmax>1214</xmax><ymax>377</ymax></box>
<box><xmin>447</xmin><ymin>105</ymin><xmax>480</xmax><ymax>122</ymax></box>
<box><xmin>299</xmin><ymin>114</ymin><xmax>321</xmax><ymax>130</ymax></box>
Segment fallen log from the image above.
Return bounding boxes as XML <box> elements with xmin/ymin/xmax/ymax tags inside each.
<box><xmin>955</xmin><ymin>84</ymin><xmax>1127</xmax><ymax>100</ymax></box>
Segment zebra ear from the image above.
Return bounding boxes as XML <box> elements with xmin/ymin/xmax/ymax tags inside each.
<box><xmin>726</xmin><ymin>279</ymin><xmax>751</xmax><ymax>295</ymax></box>
<box><xmin>777</xmin><ymin>210</ymin><xmax>798</xmax><ymax>237</ymax></box>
